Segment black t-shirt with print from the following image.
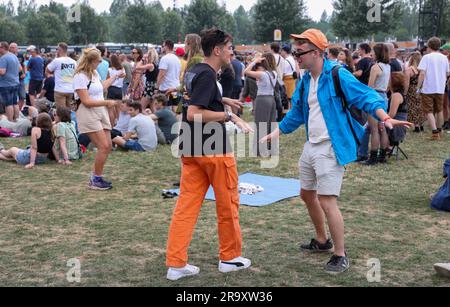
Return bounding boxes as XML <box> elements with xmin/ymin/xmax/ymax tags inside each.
<box><xmin>355</xmin><ymin>57</ymin><xmax>373</xmax><ymax>85</ymax></box>
<box><xmin>180</xmin><ymin>63</ymin><xmax>231</xmax><ymax>156</ymax></box>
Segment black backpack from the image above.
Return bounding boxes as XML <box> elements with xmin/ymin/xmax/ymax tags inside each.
<box><xmin>331</xmin><ymin>66</ymin><xmax>368</xmax><ymax>146</ymax></box>
<box><xmin>300</xmin><ymin>65</ymin><xmax>367</xmax><ymax>146</ymax></box>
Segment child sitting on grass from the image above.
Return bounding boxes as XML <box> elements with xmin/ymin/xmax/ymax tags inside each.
<box><xmin>53</xmin><ymin>106</ymin><xmax>81</xmax><ymax>165</ymax></box>
<box><xmin>112</xmin><ymin>100</ymin><xmax>157</xmax><ymax>152</ymax></box>
<box><xmin>0</xmin><ymin>113</ymin><xmax>53</xmax><ymax>169</ymax></box>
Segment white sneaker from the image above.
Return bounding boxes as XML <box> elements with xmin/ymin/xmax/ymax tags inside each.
<box><xmin>219</xmin><ymin>256</ymin><xmax>251</xmax><ymax>273</ymax></box>
<box><xmin>166</xmin><ymin>264</ymin><xmax>200</xmax><ymax>281</ymax></box>
<box><xmin>434</xmin><ymin>263</ymin><xmax>450</xmax><ymax>278</ymax></box>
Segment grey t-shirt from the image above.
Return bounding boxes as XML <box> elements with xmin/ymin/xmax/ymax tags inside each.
<box><xmin>128</xmin><ymin>113</ymin><xmax>157</xmax><ymax>151</ymax></box>
<box><xmin>0</xmin><ymin>52</ymin><xmax>20</xmax><ymax>88</ymax></box>
<box><xmin>155</xmin><ymin>108</ymin><xmax>177</xmax><ymax>143</ymax></box>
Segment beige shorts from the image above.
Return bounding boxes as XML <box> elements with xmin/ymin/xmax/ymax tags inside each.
<box><xmin>299</xmin><ymin>141</ymin><xmax>345</xmax><ymax>197</ymax></box>
<box><xmin>76</xmin><ymin>105</ymin><xmax>112</xmax><ymax>134</ymax></box>
<box><xmin>54</xmin><ymin>92</ymin><xmax>74</xmax><ymax>108</ymax></box>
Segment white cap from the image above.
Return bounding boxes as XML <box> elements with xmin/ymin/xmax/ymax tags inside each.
<box><xmin>27</xmin><ymin>45</ymin><xmax>37</xmax><ymax>52</ymax></box>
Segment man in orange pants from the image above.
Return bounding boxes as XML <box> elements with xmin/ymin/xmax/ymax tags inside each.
<box><xmin>166</xmin><ymin>28</ymin><xmax>254</xmax><ymax>281</ymax></box>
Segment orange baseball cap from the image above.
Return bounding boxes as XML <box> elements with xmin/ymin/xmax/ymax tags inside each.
<box><xmin>290</xmin><ymin>29</ymin><xmax>329</xmax><ymax>51</ymax></box>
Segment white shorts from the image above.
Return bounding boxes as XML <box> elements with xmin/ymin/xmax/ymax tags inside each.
<box><xmin>299</xmin><ymin>141</ymin><xmax>345</xmax><ymax>197</ymax></box>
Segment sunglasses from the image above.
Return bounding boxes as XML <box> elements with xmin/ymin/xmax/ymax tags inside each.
<box><xmin>292</xmin><ymin>49</ymin><xmax>316</xmax><ymax>58</ymax></box>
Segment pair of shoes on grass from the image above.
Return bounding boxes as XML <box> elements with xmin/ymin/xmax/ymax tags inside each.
<box><xmin>167</xmin><ymin>256</ymin><xmax>252</xmax><ymax>281</ymax></box>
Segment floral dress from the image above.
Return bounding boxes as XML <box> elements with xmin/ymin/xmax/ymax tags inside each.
<box><xmin>127</xmin><ymin>61</ymin><xmax>145</xmax><ymax>101</ymax></box>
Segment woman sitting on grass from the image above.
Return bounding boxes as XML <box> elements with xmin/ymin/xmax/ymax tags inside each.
<box><xmin>0</xmin><ymin>113</ymin><xmax>53</xmax><ymax>169</ymax></box>
<box><xmin>53</xmin><ymin>106</ymin><xmax>81</xmax><ymax>165</ymax></box>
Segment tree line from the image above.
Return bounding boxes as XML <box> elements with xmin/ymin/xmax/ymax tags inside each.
<box><xmin>0</xmin><ymin>0</ymin><xmax>448</xmax><ymax>47</ymax></box>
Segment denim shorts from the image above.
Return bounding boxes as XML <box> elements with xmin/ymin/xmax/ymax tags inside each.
<box><xmin>0</xmin><ymin>86</ymin><xmax>19</xmax><ymax>107</ymax></box>
<box><xmin>16</xmin><ymin>148</ymin><xmax>48</xmax><ymax>165</ymax></box>
<box><xmin>124</xmin><ymin>140</ymin><xmax>145</xmax><ymax>152</ymax></box>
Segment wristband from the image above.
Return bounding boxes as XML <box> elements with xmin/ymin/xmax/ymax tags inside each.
<box><xmin>382</xmin><ymin>116</ymin><xmax>392</xmax><ymax>124</ymax></box>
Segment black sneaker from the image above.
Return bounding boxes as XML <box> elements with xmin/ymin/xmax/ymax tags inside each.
<box><xmin>300</xmin><ymin>239</ymin><xmax>333</xmax><ymax>253</ymax></box>
<box><xmin>325</xmin><ymin>254</ymin><xmax>350</xmax><ymax>275</ymax></box>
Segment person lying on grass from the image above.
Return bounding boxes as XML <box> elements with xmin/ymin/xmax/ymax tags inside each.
<box><xmin>0</xmin><ymin>112</ymin><xmax>53</xmax><ymax>169</ymax></box>
<box><xmin>111</xmin><ymin>100</ymin><xmax>157</xmax><ymax>152</ymax></box>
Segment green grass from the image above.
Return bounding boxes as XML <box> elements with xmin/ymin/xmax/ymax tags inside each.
<box><xmin>1</xmin><ymin>118</ymin><xmax>450</xmax><ymax>287</ymax></box>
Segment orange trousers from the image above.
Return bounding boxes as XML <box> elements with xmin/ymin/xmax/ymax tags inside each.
<box><xmin>166</xmin><ymin>155</ymin><xmax>242</xmax><ymax>268</ymax></box>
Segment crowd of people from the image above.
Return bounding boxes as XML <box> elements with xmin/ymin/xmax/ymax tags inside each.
<box><xmin>0</xmin><ymin>29</ymin><xmax>449</xmax><ymax>280</ymax></box>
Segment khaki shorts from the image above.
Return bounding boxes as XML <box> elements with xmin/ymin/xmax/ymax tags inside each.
<box><xmin>299</xmin><ymin>141</ymin><xmax>345</xmax><ymax>197</ymax></box>
<box><xmin>76</xmin><ymin>105</ymin><xmax>112</xmax><ymax>134</ymax></box>
<box><xmin>421</xmin><ymin>94</ymin><xmax>444</xmax><ymax>114</ymax></box>
<box><xmin>54</xmin><ymin>92</ymin><xmax>74</xmax><ymax>108</ymax></box>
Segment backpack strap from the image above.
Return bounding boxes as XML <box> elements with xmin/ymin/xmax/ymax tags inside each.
<box><xmin>332</xmin><ymin>65</ymin><xmax>361</xmax><ymax>147</ymax></box>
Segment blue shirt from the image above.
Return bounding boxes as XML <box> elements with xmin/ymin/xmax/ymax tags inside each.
<box><xmin>0</xmin><ymin>52</ymin><xmax>20</xmax><ymax>87</ymax></box>
<box><xmin>28</xmin><ymin>56</ymin><xmax>44</xmax><ymax>81</ymax></box>
<box><xmin>279</xmin><ymin>59</ymin><xmax>387</xmax><ymax>166</ymax></box>
<box><xmin>97</xmin><ymin>59</ymin><xmax>109</xmax><ymax>81</ymax></box>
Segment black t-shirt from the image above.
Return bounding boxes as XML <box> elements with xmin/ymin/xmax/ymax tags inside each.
<box><xmin>219</xmin><ymin>65</ymin><xmax>234</xmax><ymax>98</ymax></box>
<box><xmin>43</xmin><ymin>76</ymin><xmax>55</xmax><ymax>102</ymax></box>
<box><xmin>390</xmin><ymin>58</ymin><xmax>403</xmax><ymax>73</ymax></box>
<box><xmin>355</xmin><ymin>57</ymin><xmax>373</xmax><ymax>85</ymax></box>
<box><xmin>180</xmin><ymin>63</ymin><xmax>231</xmax><ymax>156</ymax></box>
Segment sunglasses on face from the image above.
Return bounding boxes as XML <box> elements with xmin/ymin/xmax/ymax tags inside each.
<box><xmin>292</xmin><ymin>49</ymin><xmax>315</xmax><ymax>58</ymax></box>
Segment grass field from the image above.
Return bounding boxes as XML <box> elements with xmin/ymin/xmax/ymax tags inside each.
<box><xmin>0</xmin><ymin>118</ymin><xmax>450</xmax><ymax>287</ymax></box>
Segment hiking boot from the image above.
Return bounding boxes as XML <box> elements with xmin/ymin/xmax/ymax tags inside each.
<box><xmin>167</xmin><ymin>264</ymin><xmax>200</xmax><ymax>281</ymax></box>
<box><xmin>434</xmin><ymin>263</ymin><xmax>450</xmax><ymax>278</ymax></box>
<box><xmin>300</xmin><ymin>239</ymin><xmax>334</xmax><ymax>253</ymax></box>
<box><xmin>219</xmin><ymin>256</ymin><xmax>252</xmax><ymax>273</ymax></box>
<box><xmin>89</xmin><ymin>176</ymin><xmax>113</xmax><ymax>190</ymax></box>
<box><xmin>325</xmin><ymin>254</ymin><xmax>350</xmax><ymax>275</ymax></box>
<box><xmin>431</xmin><ymin>132</ymin><xmax>441</xmax><ymax>141</ymax></box>
<box><xmin>361</xmin><ymin>151</ymin><xmax>378</xmax><ymax>166</ymax></box>
<box><xmin>377</xmin><ymin>149</ymin><xmax>387</xmax><ymax>163</ymax></box>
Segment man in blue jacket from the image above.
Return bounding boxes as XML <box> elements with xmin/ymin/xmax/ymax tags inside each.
<box><xmin>261</xmin><ymin>29</ymin><xmax>413</xmax><ymax>275</ymax></box>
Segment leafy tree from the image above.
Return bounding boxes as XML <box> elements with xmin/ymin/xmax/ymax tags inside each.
<box><xmin>252</xmin><ymin>0</ymin><xmax>311</xmax><ymax>43</ymax></box>
<box><xmin>184</xmin><ymin>0</ymin><xmax>236</xmax><ymax>35</ymax></box>
<box><xmin>233</xmin><ymin>5</ymin><xmax>254</xmax><ymax>44</ymax></box>
<box><xmin>0</xmin><ymin>17</ymin><xmax>26</xmax><ymax>43</ymax></box>
<box><xmin>120</xmin><ymin>0</ymin><xmax>163</xmax><ymax>43</ymax></box>
<box><xmin>162</xmin><ymin>8</ymin><xmax>185</xmax><ymax>43</ymax></box>
<box><xmin>68</xmin><ymin>4</ymin><xmax>109</xmax><ymax>44</ymax></box>
<box><xmin>331</xmin><ymin>0</ymin><xmax>403</xmax><ymax>41</ymax></box>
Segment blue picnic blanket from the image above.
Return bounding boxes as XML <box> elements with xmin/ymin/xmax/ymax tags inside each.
<box><xmin>169</xmin><ymin>173</ymin><xmax>300</xmax><ymax>207</ymax></box>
